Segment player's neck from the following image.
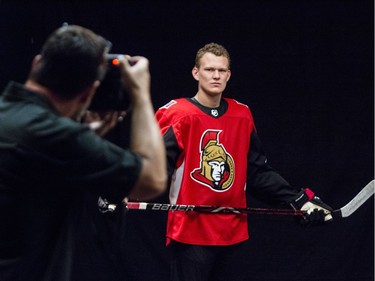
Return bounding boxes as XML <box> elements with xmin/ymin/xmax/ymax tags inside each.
<box><xmin>193</xmin><ymin>93</ymin><xmax>222</xmax><ymax>108</ymax></box>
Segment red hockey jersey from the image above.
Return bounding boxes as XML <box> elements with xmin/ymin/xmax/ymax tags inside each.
<box><xmin>156</xmin><ymin>98</ymin><xmax>254</xmax><ymax>245</ymax></box>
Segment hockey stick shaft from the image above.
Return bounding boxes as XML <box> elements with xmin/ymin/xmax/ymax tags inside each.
<box><xmin>125</xmin><ymin>202</ymin><xmax>305</xmax><ymax>216</ymax></box>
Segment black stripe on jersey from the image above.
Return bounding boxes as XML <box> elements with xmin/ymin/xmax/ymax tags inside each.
<box><xmin>164</xmin><ymin>126</ymin><xmax>181</xmax><ymax>178</ymax></box>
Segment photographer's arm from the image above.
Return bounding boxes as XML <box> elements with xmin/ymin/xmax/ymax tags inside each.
<box><xmin>118</xmin><ymin>56</ymin><xmax>167</xmax><ymax>200</ymax></box>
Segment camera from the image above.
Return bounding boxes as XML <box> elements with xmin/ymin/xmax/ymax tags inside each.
<box><xmin>89</xmin><ymin>54</ymin><xmax>130</xmax><ymax>111</ymax></box>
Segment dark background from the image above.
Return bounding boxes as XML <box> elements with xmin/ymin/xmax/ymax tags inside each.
<box><xmin>0</xmin><ymin>1</ymin><xmax>373</xmax><ymax>281</ymax></box>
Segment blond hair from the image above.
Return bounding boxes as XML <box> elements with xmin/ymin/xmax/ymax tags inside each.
<box><xmin>195</xmin><ymin>43</ymin><xmax>231</xmax><ymax>69</ymax></box>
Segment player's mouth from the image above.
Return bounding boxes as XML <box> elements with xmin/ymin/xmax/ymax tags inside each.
<box><xmin>211</xmin><ymin>82</ymin><xmax>221</xmax><ymax>87</ymax></box>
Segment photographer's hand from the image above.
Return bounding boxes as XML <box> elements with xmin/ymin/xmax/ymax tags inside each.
<box><xmin>84</xmin><ymin>110</ymin><xmax>127</xmax><ymax>136</ymax></box>
<box><xmin>118</xmin><ymin>55</ymin><xmax>151</xmax><ymax>103</ymax></box>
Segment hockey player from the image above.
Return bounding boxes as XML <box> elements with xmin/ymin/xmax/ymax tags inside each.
<box><xmin>155</xmin><ymin>42</ymin><xmax>333</xmax><ymax>281</ymax></box>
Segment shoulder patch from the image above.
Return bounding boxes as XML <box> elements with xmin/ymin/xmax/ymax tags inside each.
<box><xmin>160</xmin><ymin>100</ymin><xmax>177</xmax><ymax>110</ymax></box>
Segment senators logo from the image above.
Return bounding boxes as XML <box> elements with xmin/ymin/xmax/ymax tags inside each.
<box><xmin>191</xmin><ymin>130</ymin><xmax>235</xmax><ymax>192</ymax></box>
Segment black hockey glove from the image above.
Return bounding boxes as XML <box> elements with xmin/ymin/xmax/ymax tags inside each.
<box><xmin>291</xmin><ymin>189</ymin><xmax>333</xmax><ymax>224</ymax></box>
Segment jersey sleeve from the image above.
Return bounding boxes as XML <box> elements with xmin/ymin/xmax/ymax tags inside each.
<box><xmin>155</xmin><ymin>104</ymin><xmax>181</xmax><ymax>179</ymax></box>
<box><xmin>163</xmin><ymin>127</ymin><xmax>181</xmax><ymax>179</ymax></box>
<box><xmin>246</xmin><ymin>129</ymin><xmax>303</xmax><ymax>206</ymax></box>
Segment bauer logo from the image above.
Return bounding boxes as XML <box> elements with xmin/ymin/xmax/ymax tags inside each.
<box><xmin>151</xmin><ymin>203</ymin><xmax>195</xmax><ymax>211</ymax></box>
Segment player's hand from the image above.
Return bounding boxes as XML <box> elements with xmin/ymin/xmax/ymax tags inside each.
<box><xmin>84</xmin><ymin>110</ymin><xmax>127</xmax><ymax>136</ymax></box>
<box><xmin>291</xmin><ymin>188</ymin><xmax>333</xmax><ymax>224</ymax></box>
<box><xmin>300</xmin><ymin>196</ymin><xmax>333</xmax><ymax>223</ymax></box>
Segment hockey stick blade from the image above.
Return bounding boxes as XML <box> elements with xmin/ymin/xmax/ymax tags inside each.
<box><xmin>332</xmin><ymin>180</ymin><xmax>374</xmax><ymax>219</ymax></box>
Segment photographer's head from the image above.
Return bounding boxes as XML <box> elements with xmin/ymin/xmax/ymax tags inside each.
<box><xmin>29</xmin><ymin>25</ymin><xmax>110</xmax><ymax>99</ymax></box>
<box><xmin>25</xmin><ymin>25</ymin><xmax>111</xmax><ymax>120</ymax></box>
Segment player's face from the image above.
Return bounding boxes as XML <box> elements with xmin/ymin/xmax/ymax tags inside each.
<box><xmin>192</xmin><ymin>53</ymin><xmax>231</xmax><ymax>97</ymax></box>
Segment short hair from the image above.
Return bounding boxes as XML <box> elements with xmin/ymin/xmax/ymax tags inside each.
<box><xmin>195</xmin><ymin>43</ymin><xmax>231</xmax><ymax>69</ymax></box>
<box><xmin>29</xmin><ymin>25</ymin><xmax>110</xmax><ymax>99</ymax></box>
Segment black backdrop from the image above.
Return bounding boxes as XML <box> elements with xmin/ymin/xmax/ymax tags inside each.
<box><xmin>0</xmin><ymin>1</ymin><xmax>373</xmax><ymax>281</ymax></box>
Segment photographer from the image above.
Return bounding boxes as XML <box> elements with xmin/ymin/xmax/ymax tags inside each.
<box><xmin>0</xmin><ymin>25</ymin><xmax>166</xmax><ymax>281</ymax></box>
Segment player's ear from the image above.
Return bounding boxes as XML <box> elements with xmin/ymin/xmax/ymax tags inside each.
<box><xmin>226</xmin><ymin>69</ymin><xmax>231</xmax><ymax>82</ymax></box>
<box><xmin>192</xmin><ymin>66</ymin><xmax>199</xmax><ymax>81</ymax></box>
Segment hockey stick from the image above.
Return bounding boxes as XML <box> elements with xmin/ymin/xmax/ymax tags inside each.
<box><xmin>98</xmin><ymin>180</ymin><xmax>374</xmax><ymax>219</ymax></box>
<box><xmin>331</xmin><ymin>179</ymin><xmax>374</xmax><ymax>219</ymax></box>
<box><xmin>97</xmin><ymin>196</ymin><xmax>304</xmax><ymax>216</ymax></box>
<box><xmin>125</xmin><ymin>202</ymin><xmax>305</xmax><ymax>216</ymax></box>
